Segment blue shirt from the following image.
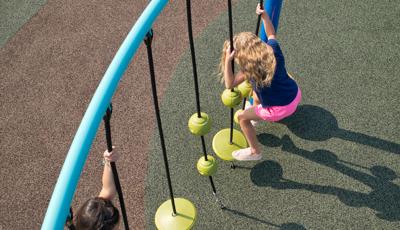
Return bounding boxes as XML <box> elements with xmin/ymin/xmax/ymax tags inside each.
<box><xmin>252</xmin><ymin>39</ymin><xmax>298</xmax><ymax>107</ymax></box>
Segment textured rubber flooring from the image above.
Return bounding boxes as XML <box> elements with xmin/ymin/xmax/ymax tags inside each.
<box><xmin>0</xmin><ymin>0</ymin><xmax>48</xmax><ymax>47</ymax></box>
<box><xmin>145</xmin><ymin>0</ymin><xmax>400</xmax><ymax>229</ymax></box>
<box><xmin>1</xmin><ymin>0</ymin><xmax>399</xmax><ymax>229</ymax></box>
<box><xmin>0</xmin><ymin>0</ymin><xmax>230</xmax><ymax>229</ymax></box>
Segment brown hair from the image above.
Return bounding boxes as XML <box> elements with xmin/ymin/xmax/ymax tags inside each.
<box><xmin>219</xmin><ymin>32</ymin><xmax>276</xmax><ymax>88</ymax></box>
<box><xmin>70</xmin><ymin>197</ymin><xmax>119</xmax><ymax>230</ymax></box>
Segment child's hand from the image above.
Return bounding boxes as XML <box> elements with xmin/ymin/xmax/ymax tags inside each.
<box><xmin>256</xmin><ymin>3</ymin><xmax>264</xmax><ymax>15</ymax></box>
<box><xmin>225</xmin><ymin>45</ymin><xmax>235</xmax><ymax>63</ymax></box>
<box><xmin>103</xmin><ymin>147</ymin><xmax>119</xmax><ymax>162</ymax></box>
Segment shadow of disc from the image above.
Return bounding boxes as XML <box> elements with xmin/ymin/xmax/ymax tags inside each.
<box><xmin>251</xmin><ymin>160</ymin><xmax>283</xmax><ymax>186</ymax></box>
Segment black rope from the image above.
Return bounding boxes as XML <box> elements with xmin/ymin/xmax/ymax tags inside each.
<box><xmin>186</xmin><ymin>0</ymin><xmax>201</xmax><ymax>118</ymax></box>
<box><xmin>255</xmin><ymin>0</ymin><xmax>264</xmax><ymax>35</ymax></box>
<box><xmin>186</xmin><ymin>0</ymin><xmax>223</xmax><ymax>206</ymax></box>
<box><xmin>144</xmin><ymin>31</ymin><xmax>177</xmax><ymax>215</ymax></box>
<box><xmin>209</xmin><ymin>176</ymin><xmax>217</xmax><ymax>195</ymax></box>
<box><xmin>228</xmin><ymin>0</ymin><xmax>234</xmax><ymax>144</ymax></box>
<box><xmin>186</xmin><ymin>0</ymin><xmax>208</xmax><ymax>161</ymax></box>
<box><xmin>241</xmin><ymin>96</ymin><xmax>247</xmax><ymax>110</ymax></box>
<box><xmin>200</xmin><ymin>136</ymin><xmax>208</xmax><ymax>161</ymax></box>
<box><xmin>103</xmin><ymin>104</ymin><xmax>129</xmax><ymax>230</ymax></box>
<box><xmin>228</xmin><ymin>0</ymin><xmax>234</xmax><ymax>67</ymax></box>
<box><xmin>230</xmin><ymin>107</ymin><xmax>234</xmax><ymax>144</ymax></box>
<box><xmin>241</xmin><ymin>0</ymin><xmax>264</xmax><ymax>111</ymax></box>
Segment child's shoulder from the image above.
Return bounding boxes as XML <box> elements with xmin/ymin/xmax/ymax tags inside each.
<box><xmin>266</xmin><ymin>38</ymin><xmax>279</xmax><ymax>48</ymax></box>
<box><xmin>266</xmin><ymin>39</ymin><xmax>283</xmax><ymax>58</ymax></box>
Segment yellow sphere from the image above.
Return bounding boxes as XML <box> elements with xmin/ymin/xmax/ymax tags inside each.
<box><xmin>234</xmin><ymin>109</ymin><xmax>243</xmax><ymax>124</ymax></box>
<box><xmin>238</xmin><ymin>80</ymin><xmax>253</xmax><ymax>98</ymax></box>
<box><xmin>221</xmin><ymin>88</ymin><xmax>241</xmax><ymax>108</ymax></box>
<box><xmin>197</xmin><ymin>155</ymin><xmax>218</xmax><ymax>176</ymax></box>
<box><xmin>188</xmin><ymin>112</ymin><xmax>211</xmax><ymax>136</ymax></box>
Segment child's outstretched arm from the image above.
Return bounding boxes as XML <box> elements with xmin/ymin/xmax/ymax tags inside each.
<box><xmin>98</xmin><ymin>147</ymin><xmax>119</xmax><ymax>200</ymax></box>
<box><xmin>256</xmin><ymin>3</ymin><xmax>276</xmax><ymax>40</ymax></box>
<box><xmin>224</xmin><ymin>46</ymin><xmax>245</xmax><ymax>89</ymax></box>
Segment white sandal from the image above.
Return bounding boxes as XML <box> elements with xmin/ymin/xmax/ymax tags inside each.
<box><xmin>232</xmin><ymin>148</ymin><xmax>262</xmax><ymax>161</ymax></box>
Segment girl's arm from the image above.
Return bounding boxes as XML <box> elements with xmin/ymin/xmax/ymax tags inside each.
<box><xmin>256</xmin><ymin>3</ymin><xmax>276</xmax><ymax>40</ymax></box>
<box><xmin>224</xmin><ymin>48</ymin><xmax>245</xmax><ymax>89</ymax></box>
<box><xmin>98</xmin><ymin>148</ymin><xmax>119</xmax><ymax>200</ymax></box>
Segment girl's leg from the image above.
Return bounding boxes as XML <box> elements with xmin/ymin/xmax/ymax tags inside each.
<box><xmin>247</xmin><ymin>91</ymin><xmax>260</xmax><ymax>126</ymax></box>
<box><xmin>235</xmin><ymin>107</ymin><xmax>262</xmax><ymax>158</ymax></box>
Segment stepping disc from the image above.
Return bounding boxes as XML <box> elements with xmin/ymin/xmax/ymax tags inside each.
<box><xmin>212</xmin><ymin>128</ymin><xmax>248</xmax><ymax>161</ymax></box>
<box><xmin>155</xmin><ymin>198</ymin><xmax>196</xmax><ymax>230</ymax></box>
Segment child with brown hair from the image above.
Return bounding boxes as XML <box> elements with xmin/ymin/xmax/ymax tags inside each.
<box><xmin>66</xmin><ymin>148</ymin><xmax>120</xmax><ymax>230</ymax></box>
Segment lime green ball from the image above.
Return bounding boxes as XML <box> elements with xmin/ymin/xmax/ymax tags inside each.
<box><xmin>188</xmin><ymin>112</ymin><xmax>212</xmax><ymax>136</ymax></box>
<box><xmin>238</xmin><ymin>80</ymin><xmax>253</xmax><ymax>98</ymax></box>
<box><xmin>234</xmin><ymin>109</ymin><xmax>243</xmax><ymax>124</ymax></box>
<box><xmin>221</xmin><ymin>88</ymin><xmax>242</xmax><ymax>108</ymax></box>
<box><xmin>197</xmin><ymin>155</ymin><xmax>218</xmax><ymax>176</ymax></box>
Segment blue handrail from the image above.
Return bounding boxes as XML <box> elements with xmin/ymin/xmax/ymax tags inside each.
<box><xmin>41</xmin><ymin>0</ymin><xmax>168</xmax><ymax>229</ymax></box>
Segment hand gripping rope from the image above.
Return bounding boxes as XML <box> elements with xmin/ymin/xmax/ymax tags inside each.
<box><xmin>211</xmin><ymin>0</ymin><xmax>248</xmax><ymax>169</ymax></box>
<box><xmin>103</xmin><ymin>104</ymin><xmax>130</xmax><ymax>230</ymax></box>
<box><xmin>213</xmin><ymin>0</ymin><xmax>268</xmax><ymax>169</ymax></box>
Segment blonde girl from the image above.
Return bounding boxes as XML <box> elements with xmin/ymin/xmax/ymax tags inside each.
<box><xmin>219</xmin><ymin>3</ymin><xmax>302</xmax><ymax>161</ymax></box>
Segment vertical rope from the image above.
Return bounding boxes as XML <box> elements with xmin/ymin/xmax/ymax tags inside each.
<box><xmin>227</xmin><ymin>0</ymin><xmax>234</xmax><ymax>144</ymax></box>
<box><xmin>241</xmin><ymin>96</ymin><xmax>247</xmax><ymax>110</ymax></box>
<box><xmin>186</xmin><ymin>0</ymin><xmax>202</xmax><ymax>118</ymax></box>
<box><xmin>187</xmin><ymin>0</ymin><xmax>208</xmax><ymax>161</ymax></box>
<box><xmin>186</xmin><ymin>0</ymin><xmax>220</xmax><ymax>202</ymax></box>
<box><xmin>144</xmin><ymin>32</ymin><xmax>177</xmax><ymax>215</ymax></box>
<box><xmin>255</xmin><ymin>0</ymin><xmax>264</xmax><ymax>35</ymax></box>
<box><xmin>103</xmin><ymin>105</ymin><xmax>129</xmax><ymax>230</ymax></box>
<box><xmin>227</xmin><ymin>0</ymin><xmax>234</xmax><ymax>66</ymax></box>
<box><xmin>200</xmin><ymin>136</ymin><xmax>208</xmax><ymax>161</ymax></box>
<box><xmin>241</xmin><ymin>0</ymin><xmax>264</xmax><ymax>111</ymax></box>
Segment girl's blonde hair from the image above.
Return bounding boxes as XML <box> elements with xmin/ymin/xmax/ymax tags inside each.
<box><xmin>219</xmin><ymin>32</ymin><xmax>276</xmax><ymax>88</ymax></box>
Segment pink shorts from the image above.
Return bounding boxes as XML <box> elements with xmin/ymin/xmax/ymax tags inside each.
<box><xmin>254</xmin><ymin>88</ymin><xmax>302</xmax><ymax>122</ymax></box>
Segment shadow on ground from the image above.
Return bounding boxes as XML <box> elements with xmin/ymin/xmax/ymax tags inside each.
<box><xmin>278</xmin><ymin>105</ymin><xmax>400</xmax><ymax>154</ymax></box>
<box><xmin>223</xmin><ymin>207</ymin><xmax>307</xmax><ymax>229</ymax></box>
<box><xmin>253</xmin><ymin>105</ymin><xmax>400</xmax><ymax>221</ymax></box>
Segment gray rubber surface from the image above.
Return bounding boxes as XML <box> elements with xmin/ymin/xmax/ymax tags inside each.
<box><xmin>145</xmin><ymin>0</ymin><xmax>400</xmax><ymax>229</ymax></box>
<box><xmin>0</xmin><ymin>0</ymin><xmax>48</xmax><ymax>47</ymax></box>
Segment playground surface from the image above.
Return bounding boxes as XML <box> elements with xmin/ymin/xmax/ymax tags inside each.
<box><xmin>1</xmin><ymin>0</ymin><xmax>399</xmax><ymax>229</ymax></box>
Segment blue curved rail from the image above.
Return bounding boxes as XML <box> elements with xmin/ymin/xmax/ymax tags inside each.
<box><xmin>41</xmin><ymin>0</ymin><xmax>168</xmax><ymax>229</ymax></box>
<box><xmin>42</xmin><ymin>0</ymin><xmax>283</xmax><ymax>228</ymax></box>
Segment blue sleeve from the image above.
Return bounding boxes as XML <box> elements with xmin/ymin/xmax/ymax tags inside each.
<box><xmin>267</xmin><ymin>39</ymin><xmax>281</xmax><ymax>54</ymax></box>
<box><xmin>267</xmin><ymin>39</ymin><xmax>284</xmax><ymax>62</ymax></box>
